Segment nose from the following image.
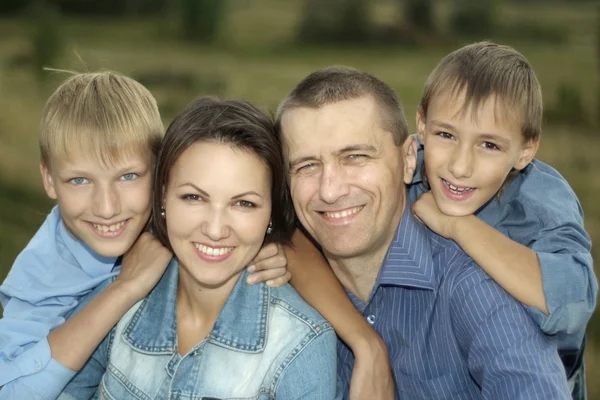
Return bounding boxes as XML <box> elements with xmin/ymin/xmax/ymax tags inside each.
<box><xmin>93</xmin><ymin>183</ymin><xmax>120</xmax><ymax>219</ymax></box>
<box><xmin>448</xmin><ymin>145</ymin><xmax>474</xmax><ymax>179</ymax></box>
<box><xmin>201</xmin><ymin>208</ymin><xmax>230</xmax><ymax>241</ymax></box>
<box><xmin>318</xmin><ymin>163</ymin><xmax>350</xmax><ymax>204</ymax></box>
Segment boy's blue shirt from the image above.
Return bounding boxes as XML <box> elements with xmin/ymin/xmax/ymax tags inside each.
<box><xmin>409</xmin><ymin>136</ymin><xmax>597</xmax><ymax>375</ymax></box>
<box><xmin>0</xmin><ymin>205</ymin><xmax>119</xmax><ymax>398</ymax></box>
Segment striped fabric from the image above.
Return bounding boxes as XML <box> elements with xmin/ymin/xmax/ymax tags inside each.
<box><xmin>337</xmin><ymin>209</ymin><xmax>570</xmax><ymax>399</ymax></box>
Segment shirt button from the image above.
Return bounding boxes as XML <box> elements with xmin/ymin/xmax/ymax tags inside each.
<box><xmin>366</xmin><ymin>315</ymin><xmax>376</xmax><ymax>325</ymax></box>
<box><xmin>35</xmin><ymin>363</ymin><xmax>42</xmax><ymax>371</ymax></box>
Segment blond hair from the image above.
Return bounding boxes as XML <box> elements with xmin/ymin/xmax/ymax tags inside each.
<box><xmin>276</xmin><ymin>66</ymin><xmax>409</xmax><ymax>145</ymax></box>
<box><xmin>40</xmin><ymin>71</ymin><xmax>164</xmax><ymax>167</ymax></box>
<box><xmin>419</xmin><ymin>41</ymin><xmax>543</xmax><ymax>142</ymax></box>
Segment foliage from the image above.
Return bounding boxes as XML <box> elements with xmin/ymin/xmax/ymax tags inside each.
<box><xmin>450</xmin><ymin>0</ymin><xmax>496</xmax><ymax>36</ymax></box>
<box><xmin>403</xmin><ymin>0</ymin><xmax>434</xmax><ymax>30</ymax></box>
<box><xmin>28</xmin><ymin>1</ymin><xmax>64</xmax><ymax>81</ymax></box>
<box><xmin>179</xmin><ymin>0</ymin><xmax>226</xmax><ymax>42</ymax></box>
<box><xmin>545</xmin><ymin>82</ymin><xmax>589</xmax><ymax>125</ymax></box>
<box><xmin>298</xmin><ymin>0</ymin><xmax>372</xmax><ymax>44</ymax></box>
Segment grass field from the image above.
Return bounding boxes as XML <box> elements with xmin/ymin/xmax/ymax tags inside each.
<box><xmin>0</xmin><ymin>0</ymin><xmax>598</xmax><ymax>396</ymax></box>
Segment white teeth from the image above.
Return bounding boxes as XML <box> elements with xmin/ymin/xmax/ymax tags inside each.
<box><xmin>443</xmin><ymin>179</ymin><xmax>474</xmax><ymax>194</ymax></box>
<box><xmin>194</xmin><ymin>243</ymin><xmax>234</xmax><ymax>256</ymax></box>
<box><xmin>324</xmin><ymin>206</ymin><xmax>362</xmax><ymax>219</ymax></box>
<box><xmin>93</xmin><ymin>221</ymin><xmax>125</xmax><ymax>233</ymax></box>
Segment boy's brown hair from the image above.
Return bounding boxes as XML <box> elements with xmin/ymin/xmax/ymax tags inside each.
<box><xmin>275</xmin><ymin>66</ymin><xmax>410</xmax><ymax>146</ymax></box>
<box><xmin>39</xmin><ymin>71</ymin><xmax>164</xmax><ymax>168</ymax></box>
<box><xmin>419</xmin><ymin>41</ymin><xmax>543</xmax><ymax>142</ymax></box>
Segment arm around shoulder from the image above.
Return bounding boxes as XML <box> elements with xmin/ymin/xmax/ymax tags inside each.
<box><xmin>275</xmin><ymin>326</ymin><xmax>342</xmax><ymax>399</ymax></box>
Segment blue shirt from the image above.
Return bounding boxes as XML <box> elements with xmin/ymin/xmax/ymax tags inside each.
<box><xmin>59</xmin><ymin>260</ymin><xmax>341</xmax><ymax>399</ymax></box>
<box><xmin>0</xmin><ymin>206</ymin><xmax>118</xmax><ymax>398</ymax></box>
<box><xmin>337</xmin><ymin>208</ymin><xmax>570</xmax><ymax>399</ymax></box>
<box><xmin>409</xmin><ymin>137</ymin><xmax>597</xmax><ymax>379</ymax></box>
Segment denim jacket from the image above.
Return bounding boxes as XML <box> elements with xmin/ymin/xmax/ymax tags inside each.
<box><xmin>59</xmin><ymin>259</ymin><xmax>341</xmax><ymax>400</ymax></box>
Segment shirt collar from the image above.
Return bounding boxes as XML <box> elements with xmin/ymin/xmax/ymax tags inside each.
<box><xmin>55</xmin><ymin>206</ymin><xmax>118</xmax><ymax>277</ymax></box>
<box><xmin>377</xmin><ymin>206</ymin><xmax>436</xmax><ymax>290</ymax></box>
<box><xmin>124</xmin><ymin>259</ymin><xmax>269</xmax><ymax>354</ymax></box>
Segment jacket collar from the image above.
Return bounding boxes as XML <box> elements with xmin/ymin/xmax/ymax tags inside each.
<box><xmin>123</xmin><ymin>258</ymin><xmax>270</xmax><ymax>354</ymax></box>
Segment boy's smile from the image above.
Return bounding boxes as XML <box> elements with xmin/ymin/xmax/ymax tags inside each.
<box><xmin>417</xmin><ymin>89</ymin><xmax>538</xmax><ymax>216</ymax></box>
<box><xmin>40</xmin><ymin>150</ymin><xmax>153</xmax><ymax>258</ymax></box>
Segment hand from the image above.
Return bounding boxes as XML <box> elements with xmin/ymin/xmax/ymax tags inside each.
<box><xmin>115</xmin><ymin>232</ymin><xmax>172</xmax><ymax>301</ymax></box>
<box><xmin>411</xmin><ymin>192</ymin><xmax>457</xmax><ymax>239</ymax></box>
<box><xmin>246</xmin><ymin>243</ymin><xmax>290</xmax><ymax>287</ymax></box>
<box><xmin>349</xmin><ymin>335</ymin><xmax>395</xmax><ymax>400</ymax></box>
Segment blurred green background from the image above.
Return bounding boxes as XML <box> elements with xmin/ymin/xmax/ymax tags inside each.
<box><xmin>0</xmin><ymin>0</ymin><xmax>598</xmax><ymax>396</ymax></box>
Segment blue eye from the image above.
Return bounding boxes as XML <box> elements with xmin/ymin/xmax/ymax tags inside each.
<box><xmin>121</xmin><ymin>173</ymin><xmax>138</xmax><ymax>181</ymax></box>
<box><xmin>236</xmin><ymin>200</ymin><xmax>256</xmax><ymax>208</ymax></box>
<box><xmin>296</xmin><ymin>163</ymin><xmax>316</xmax><ymax>173</ymax></box>
<box><xmin>70</xmin><ymin>177</ymin><xmax>89</xmax><ymax>185</ymax></box>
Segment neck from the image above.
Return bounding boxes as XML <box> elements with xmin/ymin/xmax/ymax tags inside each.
<box><xmin>175</xmin><ymin>265</ymin><xmax>243</xmax><ymax>354</ymax></box>
<box><xmin>326</xmin><ymin>197</ymin><xmax>406</xmax><ymax>303</ymax></box>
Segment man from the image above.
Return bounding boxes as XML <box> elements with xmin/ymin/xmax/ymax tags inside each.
<box><xmin>275</xmin><ymin>66</ymin><xmax>570</xmax><ymax>399</ymax></box>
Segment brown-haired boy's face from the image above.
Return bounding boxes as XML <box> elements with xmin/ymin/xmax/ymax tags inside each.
<box><xmin>40</xmin><ymin>150</ymin><xmax>153</xmax><ymax>258</ymax></box>
<box><xmin>417</xmin><ymin>89</ymin><xmax>538</xmax><ymax>216</ymax></box>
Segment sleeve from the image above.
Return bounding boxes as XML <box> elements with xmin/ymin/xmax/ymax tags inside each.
<box><xmin>274</xmin><ymin>327</ymin><xmax>342</xmax><ymax>399</ymax></box>
<box><xmin>503</xmin><ymin>196</ymin><xmax>597</xmax><ymax>335</ymax></box>
<box><xmin>0</xmin><ymin>289</ymin><xmax>76</xmax><ymax>386</ymax></box>
<box><xmin>450</xmin><ymin>267</ymin><xmax>571</xmax><ymax>400</ymax></box>
<box><xmin>57</xmin><ymin>329</ymin><xmax>113</xmax><ymax>400</ymax></box>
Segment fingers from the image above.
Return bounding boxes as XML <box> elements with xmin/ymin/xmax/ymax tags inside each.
<box><xmin>246</xmin><ymin>268</ymin><xmax>291</xmax><ymax>287</ymax></box>
<box><xmin>251</xmin><ymin>243</ymin><xmax>280</xmax><ymax>265</ymax></box>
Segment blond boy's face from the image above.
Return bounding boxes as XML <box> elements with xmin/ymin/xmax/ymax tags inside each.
<box><xmin>417</xmin><ymin>89</ymin><xmax>539</xmax><ymax>216</ymax></box>
<box><xmin>40</xmin><ymin>150</ymin><xmax>153</xmax><ymax>258</ymax></box>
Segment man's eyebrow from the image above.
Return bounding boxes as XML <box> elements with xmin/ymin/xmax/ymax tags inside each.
<box><xmin>177</xmin><ymin>182</ymin><xmax>210</xmax><ymax>197</ymax></box>
<box><xmin>336</xmin><ymin>144</ymin><xmax>377</xmax><ymax>155</ymax></box>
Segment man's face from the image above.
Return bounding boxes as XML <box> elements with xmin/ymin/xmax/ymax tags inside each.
<box><xmin>417</xmin><ymin>89</ymin><xmax>538</xmax><ymax>216</ymax></box>
<box><xmin>281</xmin><ymin>96</ymin><xmax>411</xmax><ymax>261</ymax></box>
<box><xmin>41</xmin><ymin>150</ymin><xmax>153</xmax><ymax>258</ymax></box>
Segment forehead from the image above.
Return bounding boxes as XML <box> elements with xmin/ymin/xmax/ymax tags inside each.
<box><xmin>169</xmin><ymin>141</ymin><xmax>270</xmax><ymax>191</ymax></box>
<box><xmin>50</xmin><ymin>146</ymin><xmax>152</xmax><ymax>173</ymax></box>
<box><xmin>281</xmin><ymin>97</ymin><xmax>386</xmax><ymax>157</ymax></box>
<box><xmin>429</xmin><ymin>89</ymin><xmax>521</xmax><ymax>133</ymax></box>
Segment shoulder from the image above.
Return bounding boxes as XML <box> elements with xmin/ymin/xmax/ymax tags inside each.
<box><xmin>500</xmin><ymin>159</ymin><xmax>583</xmax><ymax>226</ymax></box>
<box><xmin>1</xmin><ymin>207</ymin><xmax>64</xmax><ymax>291</ymax></box>
<box><xmin>268</xmin><ymin>284</ymin><xmax>333</xmax><ymax>335</ymax></box>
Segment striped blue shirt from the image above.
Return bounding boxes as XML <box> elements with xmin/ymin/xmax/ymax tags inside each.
<box><xmin>337</xmin><ymin>208</ymin><xmax>570</xmax><ymax>399</ymax></box>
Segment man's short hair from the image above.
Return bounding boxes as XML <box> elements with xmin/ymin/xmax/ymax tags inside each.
<box><xmin>419</xmin><ymin>41</ymin><xmax>543</xmax><ymax>142</ymax></box>
<box><xmin>276</xmin><ymin>66</ymin><xmax>409</xmax><ymax>145</ymax></box>
<box><xmin>39</xmin><ymin>71</ymin><xmax>164</xmax><ymax>168</ymax></box>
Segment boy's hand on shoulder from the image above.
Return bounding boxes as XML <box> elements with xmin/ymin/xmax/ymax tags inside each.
<box><xmin>246</xmin><ymin>243</ymin><xmax>290</xmax><ymax>287</ymax></box>
<box><xmin>412</xmin><ymin>192</ymin><xmax>458</xmax><ymax>239</ymax></box>
<box><xmin>115</xmin><ymin>232</ymin><xmax>172</xmax><ymax>301</ymax></box>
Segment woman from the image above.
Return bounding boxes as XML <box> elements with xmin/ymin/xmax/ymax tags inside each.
<box><xmin>59</xmin><ymin>97</ymin><xmax>340</xmax><ymax>399</ymax></box>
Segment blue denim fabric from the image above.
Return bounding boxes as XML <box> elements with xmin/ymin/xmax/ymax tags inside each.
<box><xmin>409</xmin><ymin>135</ymin><xmax>597</xmax><ymax>399</ymax></box>
<box><xmin>59</xmin><ymin>259</ymin><xmax>341</xmax><ymax>400</ymax></box>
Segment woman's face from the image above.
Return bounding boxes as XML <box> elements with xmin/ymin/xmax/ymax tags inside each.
<box><xmin>163</xmin><ymin>141</ymin><xmax>272</xmax><ymax>289</ymax></box>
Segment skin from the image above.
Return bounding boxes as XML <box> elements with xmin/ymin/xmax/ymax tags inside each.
<box><xmin>33</xmin><ymin>146</ymin><xmax>286</xmax><ymax>373</ymax></box>
<box><xmin>281</xmin><ymin>95</ymin><xmax>417</xmax><ymax>399</ymax></box>
<box><xmin>162</xmin><ymin>141</ymin><xmax>272</xmax><ymax>354</ymax></box>
<box><xmin>412</xmin><ymin>88</ymin><xmax>547</xmax><ymax>314</ymax></box>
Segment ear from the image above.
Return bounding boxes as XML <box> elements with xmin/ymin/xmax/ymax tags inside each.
<box><xmin>416</xmin><ymin>107</ymin><xmax>427</xmax><ymax>144</ymax></box>
<box><xmin>514</xmin><ymin>137</ymin><xmax>540</xmax><ymax>171</ymax></box>
<box><xmin>40</xmin><ymin>162</ymin><xmax>57</xmax><ymax>200</ymax></box>
<box><xmin>402</xmin><ymin>135</ymin><xmax>418</xmax><ymax>185</ymax></box>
